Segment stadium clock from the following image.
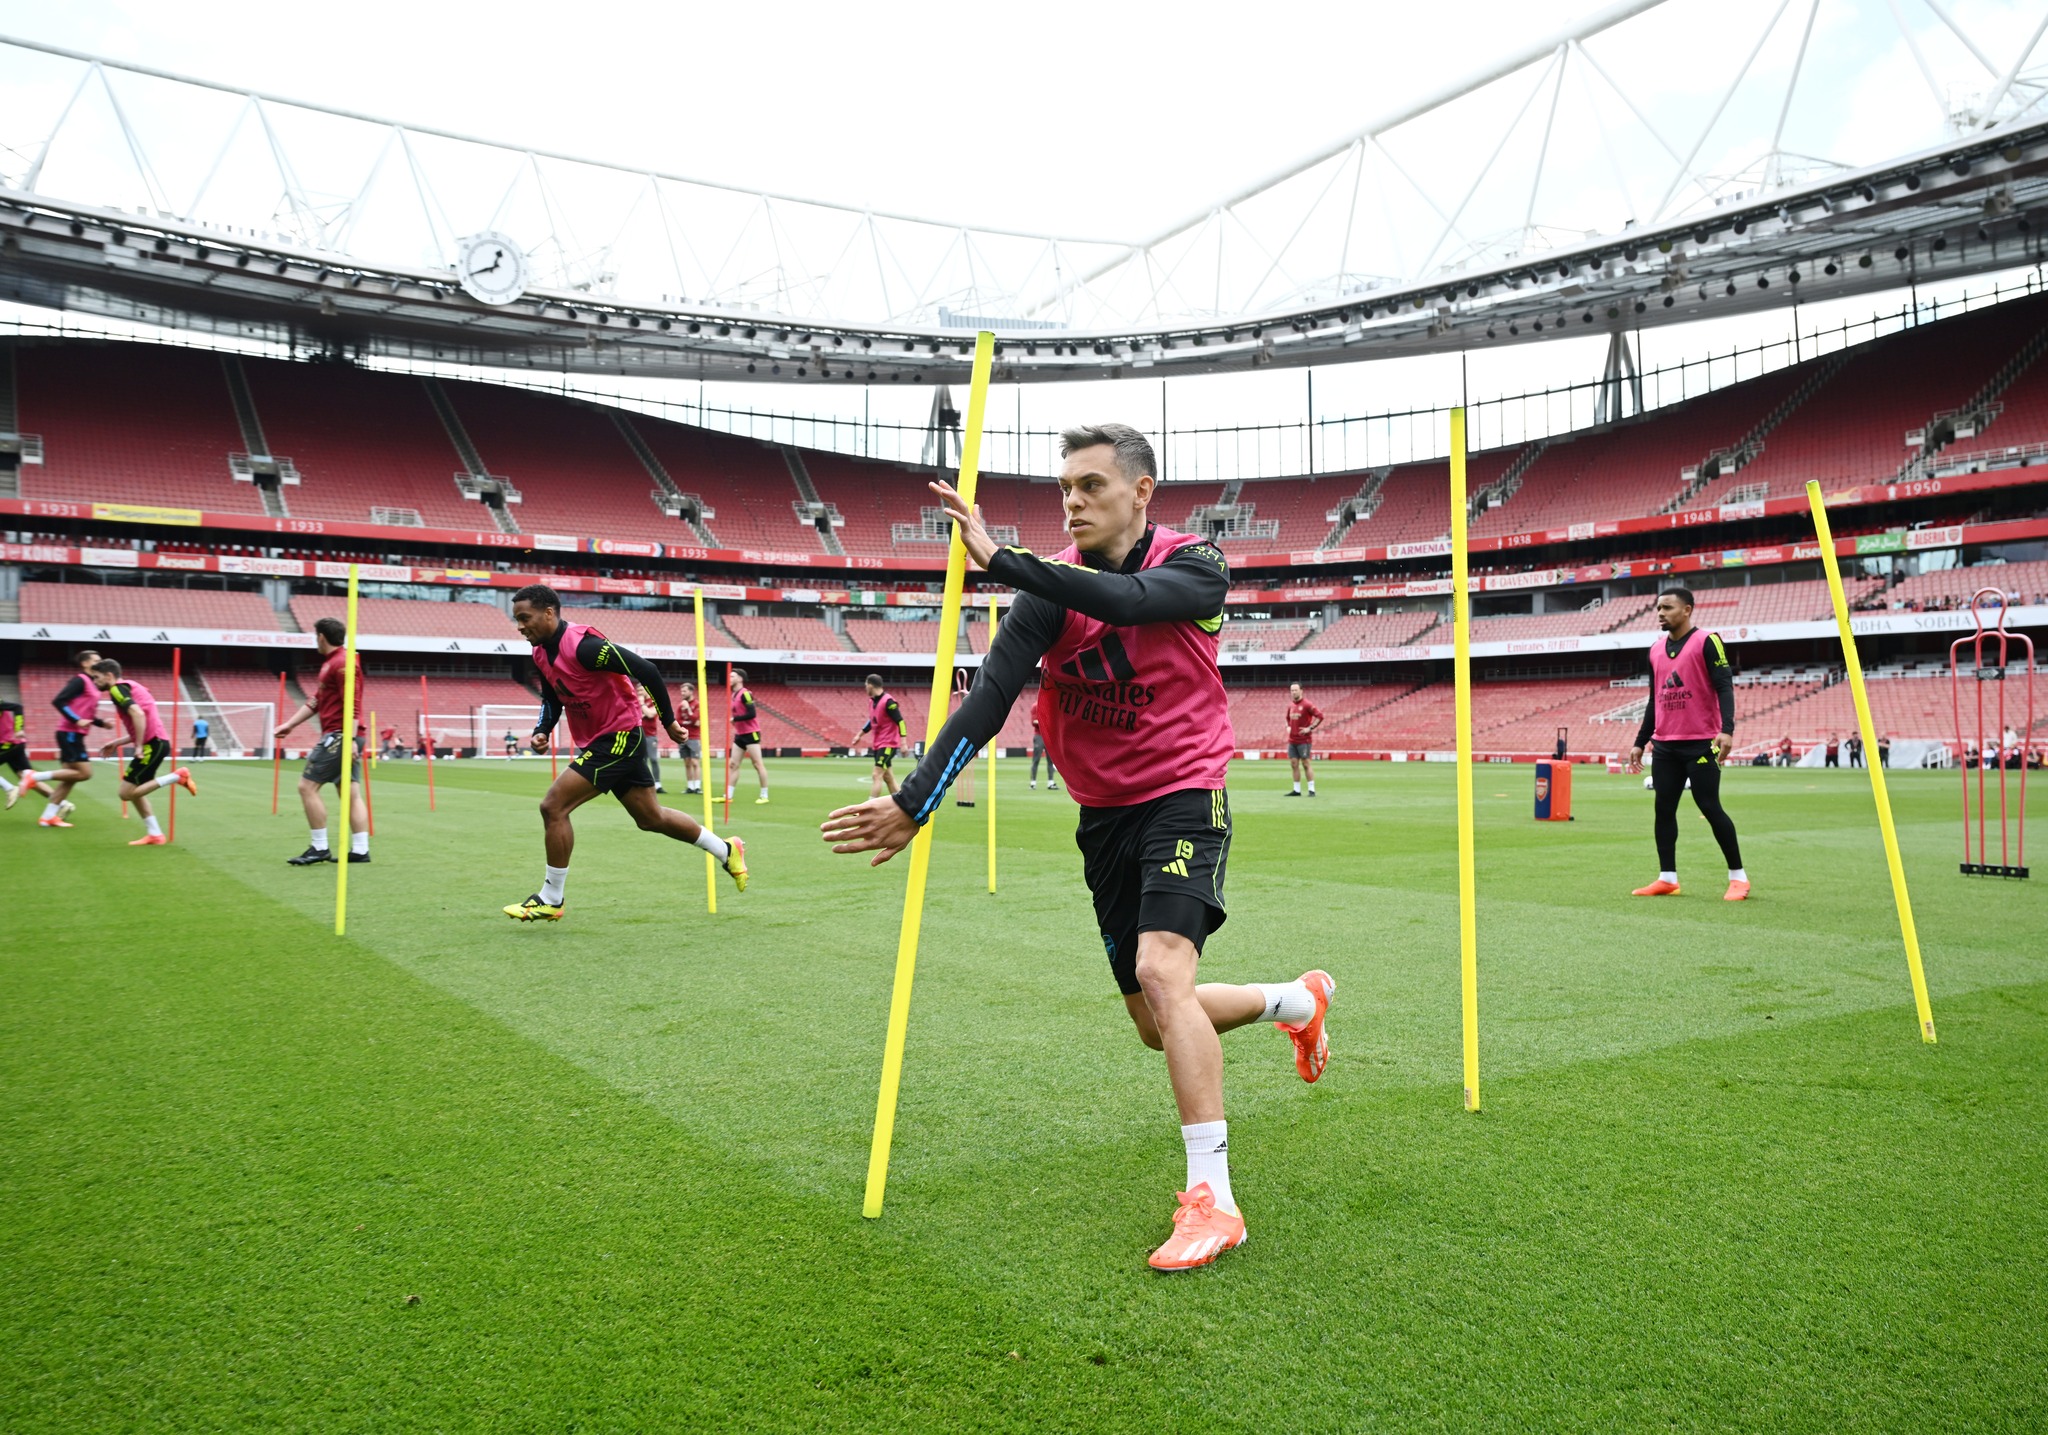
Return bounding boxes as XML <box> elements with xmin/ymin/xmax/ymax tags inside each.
<box><xmin>455</xmin><ymin>231</ymin><xmax>529</xmax><ymax>305</ymax></box>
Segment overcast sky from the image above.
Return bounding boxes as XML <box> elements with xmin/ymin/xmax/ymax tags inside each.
<box><xmin>2</xmin><ymin>0</ymin><xmax>2042</xmax><ymax>469</ymax></box>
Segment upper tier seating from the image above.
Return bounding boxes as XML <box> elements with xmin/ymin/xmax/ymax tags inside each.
<box><xmin>1884</xmin><ymin>560</ymin><xmax>2048</xmax><ymax>609</ymax></box>
<box><xmin>1940</xmin><ymin>341</ymin><xmax>2048</xmax><ymax>465</ymax></box>
<box><xmin>1216</xmin><ymin>476</ymin><xmax>1355</xmax><ymax>551</ymax></box>
<box><xmin>801</xmin><ymin>452</ymin><xmax>921</xmax><ymax>557</ymax></box>
<box><xmin>973</xmin><ymin>475</ymin><xmax>1072</xmax><ymax>553</ymax></box>
<box><xmin>1477</xmin><ymin>370</ymin><xmax>1806</xmax><ymax>535</ymax></box>
<box><xmin>21</xmin><ymin>582</ymin><xmax>283</xmax><ymax>631</ymax></box>
<box><xmin>1342</xmin><ymin>450</ymin><xmax>1519</xmax><ymax>547</ymax></box>
<box><xmin>631</xmin><ymin>428</ymin><xmax>818</xmax><ymax>552</ymax></box>
<box><xmin>1689</xmin><ymin>296</ymin><xmax>2048</xmax><ymax>504</ymax></box>
<box><xmin>242</xmin><ymin>360</ymin><xmax>484</xmax><ymax>529</ymax></box>
<box><xmin>17</xmin><ymin>344</ymin><xmax>259</xmax><ymax>513</ymax></box>
<box><xmin>1301</xmin><ymin>611</ymin><xmax>1439</xmax><ymax>649</ymax></box>
<box><xmin>1603</xmin><ymin>579</ymin><xmax>1883</xmax><ymax>632</ymax></box>
<box><xmin>291</xmin><ymin>595</ymin><xmax>510</xmax><ymax>639</ymax></box>
<box><xmin>442</xmin><ymin>384</ymin><xmax>685</xmax><ymax>546</ymax></box>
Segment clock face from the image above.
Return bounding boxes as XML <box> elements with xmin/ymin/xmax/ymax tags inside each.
<box><xmin>455</xmin><ymin>232</ymin><xmax>528</xmax><ymax>305</ymax></box>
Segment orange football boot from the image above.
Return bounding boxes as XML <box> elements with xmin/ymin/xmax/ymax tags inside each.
<box><xmin>174</xmin><ymin>767</ymin><xmax>199</xmax><ymax>796</ymax></box>
<box><xmin>129</xmin><ymin>833</ymin><xmax>168</xmax><ymax>846</ymax></box>
<box><xmin>1147</xmin><ymin>1183</ymin><xmax>1247</xmax><ymax>1272</ymax></box>
<box><xmin>1723</xmin><ymin>879</ymin><xmax>1750</xmax><ymax>901</ymax></box>
<box><xmin>1279</xmin><ymin>969</ymin><xmax>1336</xmax><ymax>1083</ymax></box>
<box><xmin>1632</xmin><ymin>879</ymin><xmax>1681</xmax><ymax>896</ymax></box>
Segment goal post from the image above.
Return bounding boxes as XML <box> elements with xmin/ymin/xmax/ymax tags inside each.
<box><xmin>477</xmin><ymin>703</ymin><xmax>544</xmax><ymax>757</ymax></box>
<box><xmin>176</xmin><ymin>702</ymin><xmax>276</xmax><ymax>759</ymax></box>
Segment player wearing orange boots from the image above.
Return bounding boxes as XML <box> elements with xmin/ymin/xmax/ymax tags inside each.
<box><xmin>91</xmin><ymin>660</ymin><xmax>197</xmax><ymax>845</ymax></box>
<box><xmin>1625</xmin><ymin>588</ymin><xmax>1748</xmax><ymax>901</ymax></box>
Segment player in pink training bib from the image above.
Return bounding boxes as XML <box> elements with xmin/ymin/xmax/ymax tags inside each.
<box><xmin>1625</xmin><ymin>587</ymin><xmax>1749</xmax><ymax>901</ymax></box>
<box><xmin>820</xmin><ymin>422</ymin><xmax>1333</xmax><ymax>1273</ymax></box>
<box><xmin>90</xmin><ymin>659</ymin><xmax>198</xmax><ymax>846</ymax></box>
<box><xmin>505</xmin><ymin>584</ymin><xmax>749</xmax><ymax>921</ymax></box>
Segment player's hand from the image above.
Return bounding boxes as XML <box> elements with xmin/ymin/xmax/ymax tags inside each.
<box><xmin>664</xmin><ymin>719</ymin><xmax>687</xmax><ymax>745</ymax></box>
<box><xmin>530</xmin><ymin>731</ymin><xmax>550</xmax><ymax>755</ymax></box>
<box><xmin>1713</xmin><ymin>733</ymin><xmax>1733</xmax><ymax>763</ymax></box>
<box><xmin>1626</xmin><ymin>745</ymin><xmax>1644</xmax><ymax>775</ymax></box>
<box><xmin>822</xmin><ymin>795</ymin><xmax>919</xmax><ymax>866</ymax></box>
<box><xmin>928</xmin><ymin>480</ymin><xmax>997</xmax><ymax>569</ymax></box>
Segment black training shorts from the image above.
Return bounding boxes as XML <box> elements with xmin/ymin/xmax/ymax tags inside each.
<box><xmin>568</xmin><ymin>727</ymin><xmax>657</xmax><ymax>796</ymax></box>
<box><xmin>870</xmin><ymin>745</ymin><xmax>897</xmax><ymax>770</ymax></box>
<box><xmin>302</xmin><ymin>732</ymin><xmax>363</xmax><ymax>787</ymax></box>
<box><xmin>124</xmin><ymin>737</ymin><xmax>170</xmax><ymax>786</ymax></box>
<box><xmin>1075</xmin><ymin>786</ymin><xmax>1231</xmax><ymax>996</ymax></box>
<box><xmin>57</xmin><ymin>732</ymin><xmax>90</xmax><ymax>765</ymax></box>
<box><xmin>733</xmin><ymin>731</ymin><xmax>761</xmax><ymax>750</ymax></box>
<box><xmin>1</xmin><ymin>742</ymin><xmax>28</xmax><ymax>774</ymax></box>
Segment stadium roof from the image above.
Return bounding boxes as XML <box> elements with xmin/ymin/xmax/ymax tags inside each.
<box><xmin>2</xmin><ymin>2</ymin><xmax>2047</xmax><ymax>382</ymax></box>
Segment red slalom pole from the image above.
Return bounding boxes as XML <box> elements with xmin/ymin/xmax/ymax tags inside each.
<box><xmin>272</xmin><ymin>670</ymin><xmax>286</xmax><ymax>814</ymax></box>
<box><xmin>360</xmin><ymin>717</ymin><xmax>376</xmax><ymax>837</ymax></box>
<box><xmin>168</xmin><ymin>647</ymin><xmax>182</xmax><ymax>843</ymax></box>
<box><xmin>420</xmin><ymin>674</ymin><xmax>436</xmax><ymax>812</ymax></box>
<box><xmin>723</xmin><ymin>662</ymin><xmax>734</xmax><ymax>825</ymax></box>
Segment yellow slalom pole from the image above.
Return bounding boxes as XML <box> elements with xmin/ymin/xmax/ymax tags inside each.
<box><xmin>1450</xmin><ymin>408</ymin><xmax>1480</xmax><ymax>1111</ymax></box>
<box><xmin>863</xmin><ymin>329</ymin><xmax>995</xmax><ymax>1220</ymax></box>
<box><xmin>1805</xmin><ymin>481</ymin><xmax>1937</xmax><ymax>1043</ymax></box>
<box><xmin>987</xmin><ymin>595</ymin><xmax>998</xmax><ymax>896</ymax></box>
<box><xmin>694</xmin><ymin>588</ymin><xmax>716</xmax><ymax>916</ymax></box>
<box><xmin>335</xmin><ymin>564</ymin><xmax>360</xmax><ymax>938</ymax></box>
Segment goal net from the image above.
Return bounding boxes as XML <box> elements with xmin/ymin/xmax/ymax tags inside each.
<box><xmin>477</xmin><ymin>704</ymin><xmax>546</xmax><ymax>757</ymax></box>
<box><xmin>178</xmin><ymin>702</ymin><xmax>275</xmax><ymax>760</ymax></box>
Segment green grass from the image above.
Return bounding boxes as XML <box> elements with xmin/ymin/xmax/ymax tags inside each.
<box><xmin>3</xmin><ymin>755</ymin><xmax>2044</xmax><ymax>1432</ymax></box>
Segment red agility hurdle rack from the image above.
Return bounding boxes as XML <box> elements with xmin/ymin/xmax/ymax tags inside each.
<box><xmin>1950</xmin><ymin>587</ymin><xmax>2034</xmax><ymax>879</ymax></box>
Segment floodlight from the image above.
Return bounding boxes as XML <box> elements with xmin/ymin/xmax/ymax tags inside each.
<box><xmin>1859</xmin><ymin>253</ymin><xmax>1873</xmax><ymax>267</ymax></box>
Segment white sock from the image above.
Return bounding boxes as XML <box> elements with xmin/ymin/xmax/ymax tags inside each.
<box><xmin>24</xmin><ymin>772</ymin><xmax>43</xmax><ymax>786</ymax></box>
<box><xmin>1181</xmin><ymin>1121</ymin><xmax>1236</xmax><ymax>1214</ymax></box>
<box><xmin>759</xmin><ymin>786</ymin><xmax>769</xmax><ymax>797</ymax></box>
<box><xmin>1729</xmin><ymin>868</ymin><xmax>1748</xmax><ymax>882</ymax></box>
<box><xmin>1660</xmin><ymin>870</ymin><xmax>1678</xmax><ymax>884</ymax></box>
<box><xmin>541</xmin><ymin>865</ymin><xmax>569</xmax><ymax>905</ymax></box>
<box><xmin>1307</xmin><ymin>781</ymin><xmax>1316</xmax><ymax>793</ymax></box>
<box><xmin>309</xmin><ymin>827</ymin><xmax>330</xmax><ymax>851</ymax></box>
<box><xmin>144</xmin><ymin>814</ymin><xmax>163</xmax><ymax>836</ymax></box>
<box><xmin>42</xmin><ymin>801</ymin><xmax>60</xmax><ymax>820</ymax></box>
<box><xmin>351</xmin><ymin>831</ymin><xmax>369</xmax><ymax>856</ymax></box>
<box><xmin>692</xmin><ymin>829</ymin><xmax>730</xmax><ymax>862</ymax></box>
<box><xmin>1254</xmin><ymin>980</ymin><xmax>1316</xmax><ymax>1026</ymax></box>
<box><xmin>1291</xmin><ymin>782</ymin><xmax>1301</xmax><ymax>793</ymax></box>
<box><xmin>0</xmin><ymin>776</ymin><xmax>13</xmax><ymax>795</ymax></box>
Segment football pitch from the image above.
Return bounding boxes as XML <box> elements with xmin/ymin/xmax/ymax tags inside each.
<box><xmin>4</xmin><ymin>755</ymin><xmax>2044</xmax><ymax>1432</ymax></box>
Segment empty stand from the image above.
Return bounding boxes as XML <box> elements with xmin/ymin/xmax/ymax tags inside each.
<box><xmin>1302</xmin><ymin>611</ymin><xmax>1439</xmax><ymax>649</ymax></box>
<box><xmin>440</xmin><ymin>383</ymin><xmax>683</xmax><ymax>546</ymax></box>
<box><xmin>1218</xmin><ymin>618</ymin><xmax>1314</xmax><ymax>652</ymax></box>
<box><xmin>845</xmin><ymin>617</ymin><xmax>948</xmax><ymax>653</ymax></box>
<box><xmin>21</xmin><ymin>582</ymin><xmax>283</xmax><ymax>631</ymax></box>
<box><xmin>631</xmin><ymin>423</ymin><xmax>818</xmax><ymax>551</ymax></box>
<box><xmin>1469</xmin><ymin>601</ymin><xmax>1653</xmax><ymax>643</ymax></box>
<box><xmin>1219</xmin><ymin>475</ymin><xmax>1350</xmax><ymax>551</ymax></box>
<box><xmin>16</xmin><ymin>344</ymin><xmax>258</xmax><ymax>513</ymax></box>
<box><xmin>241</xmin><ymin>360</ymin><xmax>482</xmax><ymax>529</ymax></box>
<box><xmin>802</xmin><ymin>451</ymin><xmax>923</xmax><ymax>557</ymax></box>
<box><xmin>291</xmin><ymin>595</ymin><xmax>510</xmax><ymax>639</ymax></box>
<box><xmin>1884</xmin><ymin>560</ymin><xmax>2048</xmax><ymax>608</ymax></box>
<box><xmin>1343</xmin><ymin>451</ymin><xmax>1518</xmax><ymax>547</ymax></box>
<box><xmin>722</xmin><ymin>613</ymin><xmax>846</xmax><ymax>651</ymax></box>
<box><xmin>974</xmin><ymin>475</ymin><xmax>1071</xmax><ymax>552</ymax></box>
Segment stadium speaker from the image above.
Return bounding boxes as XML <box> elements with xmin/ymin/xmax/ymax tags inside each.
<box><xmin>1732</xmin><ymin>218</ymin><xmax>1747</xmax><ymax>234</ymax></box>
<box><xmin>1663</xmin><ymin>295</ymin><xmax>1675</xmax><ymax>307</ymax></box>
<box><xmin>1634</xmin><ymin>300</ymin><xmax>1647</xmax><ymax>314</ymax></box>
<box><xmin>1860</xmin><ymin>253</ymin><xmax>1874</xmax><ymax>267</ymax></box>
<box><xmin>1895</xmin><ymin>245</ymin><xmax>1910</xmax><ymax>260</ymax></box>
<box><xmin>1932</xmin><ymin>236</ymin><xmax>1948</xmax><ymax>251</ymax></box>
<box><xmin>1951</xmin><ymin>157</ymin><xmax>1971</xmax><ymax>176</ymax></box>
<box><xmin>1787</xmin><ymin>269</ymin><xmax>1800</xmax><ymax>284</ymax></box>
<box><xmin>1858</xmin><ymin>183</ymin><xmax>1877</xmax><ymax>202</ymax></box>
<box><xmin>1507</xmin><ymin>322</ymin><xmax>1519</xmax><ymax>335</ymax></box>
<box><xmin>1824</xmin><ymin>261</ymin><xmax>1838</xmax><ymax>276</ymax></box>
<box><xmin>1725</xmin><ymin>281</ymin><xmax>1737</xmax><ymax>295</ymax></box>
<box><xmin>1757</xmin><ymin>275</ymin><xmax>1770</xmax><ymax>288</ymax></box>
<box><xmin>1904</xmin><ymin>172</ymin><xmax>1922</xmax><ymax>190</ymax></box>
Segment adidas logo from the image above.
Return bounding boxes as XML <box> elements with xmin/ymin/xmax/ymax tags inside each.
<box><xmin>1663</xmin><ymin>671</ymin><xmax>1686</xmax><ymax>688</ymax></box>
<box><xmin>1160</xmin><ymin>858</ymin><xmax>1189</xmax><ymax>876</ymax></box>
<box><xmin>1058</xmin><ymin>631</ymin><xmax>1137</xmax><ymax>683</ymax></box>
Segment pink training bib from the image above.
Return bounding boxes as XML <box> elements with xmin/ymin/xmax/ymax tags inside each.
<box><xmin>530</xmin><ymin>623</ymin><xmax>643</xmax><ymax>749</ymax></box>
<box><xmin>1648</xmin><ymin>628</ymin><xmax>1724</xmax><ymax>743</ymax></box>
<box><xmin>1034</xmin><ymin>525</ymin><xmax>1234</xmax><ymax>808</ymax></box>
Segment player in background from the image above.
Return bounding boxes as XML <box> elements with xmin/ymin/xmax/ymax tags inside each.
<box><xmin>640</xmin><ymin>684</ymin><xmax>667</xmax><ymax>792</ymax></box>
<box><xmin>849</xmin><ymin>674</ymin><xmax>906</xmax><ymax>798</ymax></box>
<box><xmin>1284</xmin><ymin>682</ymin><xmax>1323</xmax><ymax>797</ymax></box>
<box><xmin>274</xmin><ymin>618</ymin><xmax>372</xmax><ymax>866</ymax></box>
<box><xmin>504</xmin><ymin>728</ymin><xmax>521</xmax><ymax>759</ymax></box>
<box><xmin>728</xmin><ymin>668</ymin><xmax>770</xmax><ymax>805</ymax></box>
<box><xmin>1625</xmin><ymin>587</ymin><xmax>1748</xmax><ymax>901</ymax></box>
<box><xmin>1028</xmin><ymin>713</ymin><xmax>1057</xmax><ymax>790</ymax></box>
<box><xmin>191</xmin><ymin>714</ymin><xmax>210</xmax><ymax>760</ymax></box>
<box><xmin>39</xmin><ymin>648</ymin><xmax>109</xmax><ymax>828</ymax></box>
<box><xmin>676</xmin><ymin>685</ymin><xmax>703</xmax><ymax>795</ymax></box>
<box><xmin>504</xmin><ymin>585</ymin><xmax>746</xmax><ymax>921</ymax></box>
<box><xmin>822</xmin><ymin>422</ymin><xmax>1333</xmax><ymax>1273</ymax></box>
<box><xmin>0</xmin><ymin>699</ymin><xmax>48</xmax><ymax>810</ymax></box>
<box><xmin>1824</xmin><ymin>733</ymin><xmax>1841</xmax><ymax>768</ymax></box>
<box><xmin>90</xmin><ymin>659</ymin><xmax>199</xmax><ymax>845</ymax></box>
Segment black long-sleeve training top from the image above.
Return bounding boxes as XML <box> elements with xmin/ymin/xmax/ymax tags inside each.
<box><xmin>892</xmin><ymin>527</ymin><xmax>1229</xmax><ymax>823</ymax></box>
<box><xmin>1635</xmin><ymin>628</ymin><xmax>1737</xmax><ymax>749</ymax></box>
<box><xmin>532</xmin><ymin>629</ymin><xmax>674</xmax><ymax>736</ymax></box>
